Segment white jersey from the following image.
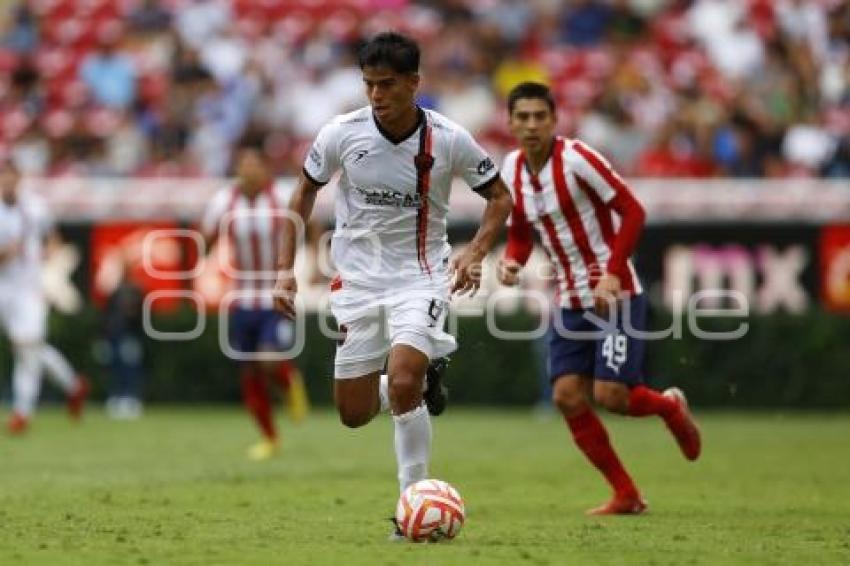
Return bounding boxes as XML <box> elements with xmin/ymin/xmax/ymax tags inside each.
<box><xmin>0</xmin><ymin>192</ymin><xmax>51</xmax><ymax>291</ymax></box>
<box><xmin>201</xmin><ymin>182</ymin><xmax>292</xmax><ymax>310</ymax></box>
<box><xmin>304</xmin><ymin>106</ymin><xmax>499</xmax><ymax>290</ymax></box>
<box><xmin>502</xmin><ymin>137</ymin><xmax>642</xmax><ymax>309</ymax></box>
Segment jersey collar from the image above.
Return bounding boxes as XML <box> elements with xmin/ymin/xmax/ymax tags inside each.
<box><xmin>372</xmin><ymin>106</ymin><xmax>425</xmax><ymax>145</ymax></box>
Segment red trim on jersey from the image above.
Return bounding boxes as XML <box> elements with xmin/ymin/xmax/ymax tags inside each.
<box><xmin>572</xmin><ymin>141</ymin><xmax>645</xmax><ymax>287</ymax></box>
<box><xmin>248</xmin><ymin>199</ymin><xmax>262</xmax><ymax>309</ymax></box>
<box><xmin>550</xmin><ymin>138</ymin><xmax>601</xmax><ymax>292</ymax></box>
<box><xmin>505</xmin><ymin>154</ymin><xmax>534</xmax><ymax>265</ymax></box>
<box><xmin>415</xmin><ymin>123</ymin><xmax>434</xmax><ymax>276</ymax></box>
<box><xmin>329</xmin><ymin>275</ymin><xmax>343</xmax><ymax>292</ymax></box>
<box><xmin>574</xmin><ymin>173</ymin><xmax>636</xmax><ymax>292</ymax></box>
<box><xmin>227</xmin><ymin>186</ymin><xmax>241</xmax><ymax>273</ymax></box>
<box><xmin>265</xmin><ymin>182</ymin><xmax>281</xmax><ymax>264</ymax></box>
<box><xmin>518</xmin><ymin>152</ymin><xmax>581</xmax><ymax>309</ymax></box>
<box><xmin>572</xmin><ymin>140</ymin><xmax>632</xmax><ymax>195</ymax></box>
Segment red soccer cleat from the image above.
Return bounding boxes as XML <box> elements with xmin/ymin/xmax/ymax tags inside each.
<box><xmin>67</xmin><ymin>376</ymin><xmax>91</xmax><ymax>420</ymax></box>
<box><xmin>663</xmin><ymin>387</ymin><xmax>701</xmax><ymax>461</ymax></box>
<box><xmin>7</xmin><ymin>413</ymin><xmax>28</xmax><ymax>435</ymax></box>
<box><xmin>586</xmin><ymin>493</ymin><xmax>648</xmax><ymax>516</ymax></box>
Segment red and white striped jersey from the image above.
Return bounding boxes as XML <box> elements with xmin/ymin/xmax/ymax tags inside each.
<box><xmin>201</xmin><ymin>183</ymin><xmax>290</xmax><ymax>310</ymax></box>
<box><xmin>502</xmin><ymin>137</ymin><xmax>644</xmax><ymax>310</ymax></box>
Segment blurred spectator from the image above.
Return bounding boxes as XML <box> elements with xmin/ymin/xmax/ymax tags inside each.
<box><xmin>128</xmin><ymin>0</ymin><xmax>172</xmax><ymax>34</ymax></box>
<box><xmin>2</xmin><ymin>3</ymin><xmax>38</xmax><ymax>53</ymax></box>
<box><xmin>560</xmin><ymin>0</ymin><xmax>612</xmax><ymax>46</ymax></box>
<box><xmin>0</xmin><ymin>0</ymin><xmax>844</xmax><ymax>179</ymax></box>
<box><xmin>79</xmin><ymin>35</ymin><xmax>137</xmax><ymax>109</ymax></box>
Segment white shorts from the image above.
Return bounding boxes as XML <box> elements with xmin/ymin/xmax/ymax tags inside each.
<box><xmin>0</xmin><ymin>289</ymin><xmax>47</xmax><ymax>344</ymax></box>
<box><xmin>331</xmin><ymin>285</ymin><xmax>457</xmax><ymax>379</ymax></box>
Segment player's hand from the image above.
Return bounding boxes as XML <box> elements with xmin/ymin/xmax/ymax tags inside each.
<box><xmin>593</xmin><ymin>273</ymin><xmax>621</xmax><ymax>315</ymax></box>
<box><xmin>497</xmin><ymin>258</ymin><xmax>523</xmax><ymax>287</ymax></box>
<box><xmin>450</xmin><ymin>245</ymin><xmax>486</xmax><ymax>297</ymax></box>
<box><xmin>273</xmin><ymin>272</ymin><xmax>298</xmax><ymax>319</ymax></box>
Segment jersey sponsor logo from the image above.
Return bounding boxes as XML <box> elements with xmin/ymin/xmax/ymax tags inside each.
<box><xmin>476</xmin><ymin>157</ymin><xmax>495</xmax><ymax>176</ymax></box>
<box><xmin>349</xmin><ymin>150</ymin><xmax>369</xmax><ymax>164</ymax></box>
<box><xmin>355</xmin><ymin>186</ymin><xmax>423</xmax><ymax>209</ymax></box>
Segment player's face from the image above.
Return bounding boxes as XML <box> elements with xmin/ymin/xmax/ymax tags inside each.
<box><xmin>509</xmin><ymin>98</ymin><xmax>556</xmax><ymax>154</ymax></box>
<box><xmin>236</xmin><ymin>150</ymin><xmax>268</xmax><ymax>195</ymax></box>
<box><xmin>362</xmin><ymin>65</ymin><xmax>419</xmax><ymax>124</ymax></box>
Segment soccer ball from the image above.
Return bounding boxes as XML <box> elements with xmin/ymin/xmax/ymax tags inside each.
<box><xmin>395</xmin><ymin>479</ymin><xmax>465</xmax><ymax>542</ymax></box>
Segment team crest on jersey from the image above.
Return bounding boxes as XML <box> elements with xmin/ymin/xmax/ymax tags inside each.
<box><xmin>355</xmin><ymin>186</ymin><xmax>422</xmax><ymax>209</ymax></box>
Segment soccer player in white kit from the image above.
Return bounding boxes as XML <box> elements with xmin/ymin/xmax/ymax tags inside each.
<box><xmin>0</xmin><ymin>160</ymin><xmax>89</xmax><ymax>434</ymax></box>
<box><xmin>273</xmin><ymin>32</ymin><xmax>512</xmax><ymax>537</ymax></box>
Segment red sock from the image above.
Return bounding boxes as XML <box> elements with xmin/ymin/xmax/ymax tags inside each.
<box><xmin>274</xmin><ymin>361</ymin><xmax>294</xmax><ymax>391</ymax></box>
<box><xmin>566</xmin><ymin>406</ymin><xmax>638</xmax><ymax>498</ymax></box>
<box><xmin>241</xmin><ymin>369</ymin><xmax>276</xmax><ymax>441</ymax></box>
<box><xmin>628</xmin><ymin>385</ymin><xmax>677</xmax><ymax>418</ymax></box>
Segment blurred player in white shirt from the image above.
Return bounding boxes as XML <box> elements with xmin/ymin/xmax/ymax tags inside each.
<box><xmin>274</xmin><ymin>32</ymin><xmax>513</xmax><ymax>538</ymax></box>
<box><xmin>201</xmin><ymin>142</ymin><xmax>310</xmax><ymax>461</ymax></box>
<box><xmin>0</xmin><ymin>160</ymin><xmax>89</xmax><ymax>434</ymax></box>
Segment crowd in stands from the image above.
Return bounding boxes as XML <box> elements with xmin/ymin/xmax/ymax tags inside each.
<box><xmin>0</xmin><ymin>0</ymin><xmax>847</xmax><ymax>179</ymax></box>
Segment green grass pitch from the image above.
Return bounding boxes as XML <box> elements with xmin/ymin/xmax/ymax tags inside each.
<box><xmin>1</xmin><ymin>408</ymin><xmax>848</xmax><ymax>565</ymax></box>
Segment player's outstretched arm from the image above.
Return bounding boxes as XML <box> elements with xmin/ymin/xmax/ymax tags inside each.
<box><xmin>451</xmin><ymin>178</ymin><xmax>513</xmax><ymax>296</ymax></box>
<box><xmin>274</xmin><ymin>172</ymin><xmax>322</xmax><ymax>318</ymax></box>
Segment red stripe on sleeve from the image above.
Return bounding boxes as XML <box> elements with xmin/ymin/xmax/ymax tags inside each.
<box><xmin>505</xmin><ymin>154</ymin><xmax>534</xmax><ymax>265</ymax></box>
<box><xmin>572</xmin><ymin>142</ymin><xmax>644</xmax><ymax>287</ymax></box>
<box><xmin>550</xmin><ymin>139</ymin><xmax>601</xmax><ymax>288</ymax></box>
<box><xmin>521</xmin><ymin>151</ymin><xmax>581</xmax><ymax>309</ymax></box>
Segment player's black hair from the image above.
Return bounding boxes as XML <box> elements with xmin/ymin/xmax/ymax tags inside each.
<box><xmin>358</xmin><ymin>31</ymin><xmax>420</xmax><ymax>74</ymax></box>
<box><xmin>235</xmin><ymin>131</ymin><xmax>267</xmax><ymax>157</ymax></box>
<box><xmin>507</xmin><ymin>82</ymin><xmax>556</xmax><ymax>115</ymax></box>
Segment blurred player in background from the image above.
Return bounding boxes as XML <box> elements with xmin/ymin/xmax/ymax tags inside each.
<box><xmin>498</xmin><ymin>82</ymin><xmax>701</xmax><ymax>515</ymax></box>
<box><xmin>201</xmin><ymin>141</ymin><xmax>310</xmax><ymax>461</ymax></box>
<box><xmin>274</xmin><ymin>32</ymin><xmax>513</xmax><ymax>539</ymax></box>
<box><xmin>0</xmin><ymin>159</ymin><xmax>89</xmax><ymax>434</ymax></box>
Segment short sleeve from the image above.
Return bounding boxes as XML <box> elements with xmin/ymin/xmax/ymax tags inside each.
<box><xmin>451</xmin><ymin>127</ymin><xmax>499</xmax><ymax>193</ymax></box>
<box><xmin>200</xmin><ymin>188</ymin><xmax>233</xmax><ymax>237</ymax></box>
<box><xmin>303</xmin><ymin>122</ymin><xmax>341</xmax><ymax>186</ymax></box>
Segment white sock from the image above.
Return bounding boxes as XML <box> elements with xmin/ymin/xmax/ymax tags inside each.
<box><xmin>378</xmin><ymin>374</ymin><xmax>390</xmax><ymax>412</ymax></box>
<box><xmin>13</xmin><ymin>345</ymin><xmax>43</xmax><ymax>417</ymax></box>
<box><xmin>393</xmin><ymin>404</ymin><xmax>432</xmax><ymax>493</ymax></box>
<box><xmin>39</xmin><ymin>344</ymin><xmax>77</xmax><ymax>394</ymax></box>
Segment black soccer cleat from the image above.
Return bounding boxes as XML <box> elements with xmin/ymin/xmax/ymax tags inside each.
<box><xmin>424</xmin><ymin>357</ymin><xmax>449</xmax><ymax>416</ymax></box>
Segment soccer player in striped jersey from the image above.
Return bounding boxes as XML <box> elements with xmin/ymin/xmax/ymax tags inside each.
<box><xmin>498</xmin><ymin>82</ymin><xmax>701</xmax><ymax>515</ymax></box>
<box><xmin>201</xmin><ymin>142</ymin><xmax>310</xmax><ymax>461</ymax></box>
<box><xmin>274</xmin><ymin>32</ymin><xmax>513</xmax><ymax>537</ymax></box>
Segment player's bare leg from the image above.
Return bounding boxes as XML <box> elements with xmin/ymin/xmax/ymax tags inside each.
<box><xmin>333</xmin><ymin>371</ymin><xmax>382</xmax><ymax>428</ymax></box>
<box><xmin>594</xmin><ymin>381</ymin><xmax>701</xmax><ymax>461</ymax></box>
<box><xmin>553</xmin><ymin>375</ymin><xmax>646</xmax><ymax>515</ymax></box>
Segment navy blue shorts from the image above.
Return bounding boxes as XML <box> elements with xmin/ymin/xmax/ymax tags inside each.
<box><xmin>229</xmin><ymin>308</ymin><xmax>295</xmax><ymax>354</ymax></box>
<box><xmin>547</xmin><ymin>293</ymin><xmax>648</xmax><ymax>385</ymax></box>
